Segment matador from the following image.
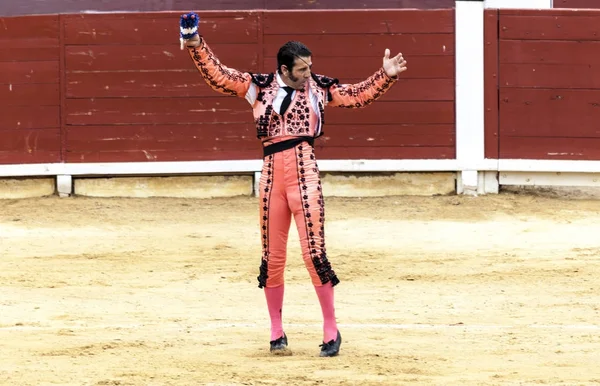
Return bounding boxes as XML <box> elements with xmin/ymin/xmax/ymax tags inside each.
<box><xmin>180</xmin><ymin>12</ymin><xmax>407</xmax><ymax>357</ymax></box>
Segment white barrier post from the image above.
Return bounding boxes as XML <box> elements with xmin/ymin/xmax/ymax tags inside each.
<box><xmin>455</xmin><ymin>0</ymin><xmax>554</xmax><ymax>195</ymax></box>
<box><xmin>455</xmin><ymin>0</ymin><xmax>486</xmax><ymax>195</ymax></box>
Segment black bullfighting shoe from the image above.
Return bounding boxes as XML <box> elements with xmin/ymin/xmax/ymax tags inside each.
<box><xmin>319</xmin><ymin>330</ymin><xmax>342</xmax><ymax>357</ymax></box>
<box><xmin>269</xmin><ymin>333</ymin><xmax>292</xmax><ymax>356</ymax></box>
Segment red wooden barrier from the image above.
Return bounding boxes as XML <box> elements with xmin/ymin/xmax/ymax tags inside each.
<box><xmin>554</xmin><ymin>0</ymin><xmax>600</xmax><ymax>8</ymax></box>
<box><xmin>496</xmin><ymin>9</ymin><xmax>600</xmax><ymax>160</ymax></box>
<box><xmin>0</xmin><ymin>9</ymin><xmax>456</xmax><ymax>164</ymax></box>
<box><xmin>63</xmin><ymin>11</ymin><xmax>262</xmax><ymax>162</ymax></box>
<box><xmin>0</xmin><ymin>0</ymin><xmax>455</xmax><ymax>17</ymax></box>
<box><xmin>262</xmin><ymin>10</ymin><xmax>455</xmax><ymax>160</ymax></box>
<box><xmin>0</xmin><ymin>15</ymin><xmax>61</xmax><ymax>164</ymax></box>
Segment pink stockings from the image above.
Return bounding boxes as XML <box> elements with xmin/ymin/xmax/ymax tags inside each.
<box><xmin>313</xmin><ymin>282</ymin><xmax>338</xmax><ymax>342</ymax></box>
<box><xmin>264</xmin><ymin>282</ymin><xmax>338</xmax><ymax>343</ymax></box>
<box><xmin>264</xmin><ymin>285</ymin><xmax>285</xmax><ymax>341</ymax></box>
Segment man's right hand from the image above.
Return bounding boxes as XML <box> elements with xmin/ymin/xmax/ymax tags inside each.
<box><xmin>183</xmin><ymin>34</ymin><xmax>201</xmax><ymax>48</ymax></box>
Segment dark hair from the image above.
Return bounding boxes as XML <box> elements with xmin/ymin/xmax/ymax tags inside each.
<box><xmin>277</xmin><ymin>41</ymin><xmax>312</xmax><ymax>74</ymax></box>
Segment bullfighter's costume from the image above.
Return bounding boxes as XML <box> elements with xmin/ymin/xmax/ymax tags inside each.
<box><xmin>183</xmin><ymin>13</ymin><xmax>399</xmax><ymax>356</ymax></box>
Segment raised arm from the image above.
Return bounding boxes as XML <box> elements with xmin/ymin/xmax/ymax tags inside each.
<box><xmin>328</xmin><ymin>48</ymin><xmax>407</xmax><ymax>108</ymax></box>
<box><xmin>328</xmin><ymin>68</ymin><xmax>396</xmax><ymax>108</ymax></box>
<box><xmin>186</xmin><ymin>37</ymin><xmax>253</xmax><ymax>98</ymax></box>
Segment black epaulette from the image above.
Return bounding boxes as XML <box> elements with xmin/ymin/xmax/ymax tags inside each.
<box><xmin>249</xmin><ymin>73</ymin><xmax>275</xmax><ymax>88</ymax></box>
<box><xmin>311</xmin><ymin>73</ymin><xmax>339</xmax><ymax>102</ymax></box>
<box><xmin>311</xmin><ymin>73</ymin><xmax>339</xmax><ymax>88</ymax></box>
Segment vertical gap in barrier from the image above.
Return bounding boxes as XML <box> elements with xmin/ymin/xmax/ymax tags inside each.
<box><xmin>495</xmin><ymin>10</ymin><xmax>501</xmax><ymax>160</ymax></box>
<box><xmin>58</xmin><ymin>15</ymin><xmax>67</xmax><ymax>164</ymax></box>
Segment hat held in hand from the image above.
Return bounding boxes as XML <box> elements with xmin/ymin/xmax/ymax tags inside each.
<box><xmin>179</xmin><ymin>12</ymin><xmax>199</xmax><ymax>50</ymax></box>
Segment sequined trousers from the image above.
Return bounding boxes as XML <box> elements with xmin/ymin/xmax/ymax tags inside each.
<box><xmin>256</xmin><ymin>142</ymin><xmax>339</xmax><ymax>289</ymax></box>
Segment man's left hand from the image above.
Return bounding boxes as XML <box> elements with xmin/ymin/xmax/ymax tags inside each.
<box><xmin>382</xmin><ymin>49</ymin><xmax>407</xmax><ymax>78</ymax></box>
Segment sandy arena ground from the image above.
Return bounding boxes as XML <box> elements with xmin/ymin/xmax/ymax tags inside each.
<box><xmin>1</xmin><ymin>192</ymin><xmax>599</xmax><ymax>386</ymax></box>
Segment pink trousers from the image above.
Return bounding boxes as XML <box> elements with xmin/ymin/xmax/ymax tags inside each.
<box><xmin>256</xmin><ymin>142</ymin><xmax>339</xmax><ymax>288</ymax></box>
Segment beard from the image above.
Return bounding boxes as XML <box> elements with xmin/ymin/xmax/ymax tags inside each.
<box><xmin>286</xmin><ymin>72</ymin><xmax>306</xmax><ymax>89</ymax></box>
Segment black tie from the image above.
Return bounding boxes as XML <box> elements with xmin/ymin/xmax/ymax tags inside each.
<box><xmin>279</xmin><ymin>86</ymin><xmax>294</xmax><ymax>115</ymax></box>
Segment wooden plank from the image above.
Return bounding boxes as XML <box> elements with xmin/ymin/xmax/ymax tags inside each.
<box><xmin>65</xmin><ymin>97</ymin><xmax>253</xmax><ymax>125</ymax></box>
<box><xmin>0</xmin><ymin>106</ymin><xmax>60</xmax><ymax>129</ymax></box>
<box><xmin>65</xmin><ymin>124</ymin><xmax>256</xmax><ymax>152</ymax></box>
<box><xmin>0</xmin><ymin>37</ymin><xmax>58</xmax><ymax>49</ymax></box>
<box><xmin>65</xmin><ymin>124</ymin><xmax>455</xmax><ymax>151</ymax></box>
<box><xmin>1</xmin><ymin>0</ymin><xmax>455</xmax><ymax>17</ymax></box>
<box><xmin>63</xmin><ymin>13</ymin><xmax>259</xmax><ymax>45</ymax></box>
<box><xmin>499</xmin><ymin>136</ymin><xmax>600</xmax><ymax>160</ymax></box>
<box><xmin>263</xmin><ymin>34</ymin><xmax>454</xmax><ymax>58</ymax></box>
<box><xmin>65</xmin><ymin>144</ymin><xmax>456</xmax><ymax>162</ymax></box>
<box><xmin>263</xmin><ymin>0</ymin><xmax>456</xmax><ymax>9</ymax></box>
<box><xmin>499</xmin><ymin>89</ymin><xmax>600</xmax><ymax>137</ymax></box>
<box><xmin>500</xmin><ymin>15</ymin><xmax>600</xmax><ymax>41</ymax></box>
<box><xmin>64</xmin><ymin>123</ymin><xmax>260</xmax><ymax>163</ymax></box>
<box><xmin>65</xmin><ymin>148</ymin><xmax>261</xmax><ymax>163</ymax></box>
<box><xmin>0</xmin><ymin>61</ymin><xmax>59</xmax><ymax>84</ymax></box>
<box><xmin>0</xmin><ymin>84</ymin><xmax>59</xmax><ymax>106</ymax></box>
<box><xmin>67</xmin><ymin>72</ymin><xmax>454</xmax><ymax>101</ymax></box>
<box><xmin>0</xmin><ymin>129</ymin><xmax>61</xmax><ymax>164</ymax></box>
<box><xmin>484</xmin><ymin>9</ymin><xmax>499</xmax><ymax>159</ymax></box>
<box><xmin>67</xmin><ymin>71</ymin><xmax>212</xmax><ymax>98</ymax></box>
<box><xmin>0</xmin><ymin>16</ymin><xmax>58</xmax><ymax>62</ymax></box>
<box><xmin>500</xmin><ymin>123</ymin><xmax>600</xmax><ymax>140</ymax></box>
<box><xmin>0</xmin><ymin>15</ymin><xmax>59</xmax><ymax>38</ymax></box>
<box><xmin>263</xmin><ymin>9</ymin><xmax>454</xmax><ymax>34</ymax></box>
<box><xmin>263</xmin><ymin>55</ymin><xmax>454</xmax><ymax>80</ymax></box>
<box><xmin>319</xmin><ymin>124</ymin><xmax>455</xmax><ymax>147</ymax></box>
<box><xmin>554</xmin><ymin>0</ymin><xmax>600</xmax><ymax>8</ymax></box>
<box><xmin>500</xmin><ymin>40</ymin><xmax>600</xmax><ymax>65</ymax></box>
<box><xmin>317</xmin><ymin>146</ymin><xmax>455</xmax><ymax>160</ymax></box>
<box><xmin>65</xmin><ymin>44</ymin><xmax>258</xmax><ymax>72</ymax></box>
<box><xmin>0</xmin><ymin>44</ymin><xmax>59</xmax><ymax>62</ymax></box>
<box><xmin>0</xmin><ymin>152</ymin><xmax>61</xmax><ymax>164</ymax></box>
<box><xmin>326</xmin><ymin>101</ymin><xmax>454</xmax><ymax>125</ymax></box>
<box><xmin>0</xmin><ymin>128</ymin><xmax>60</xmax><ymax>150</ymax></box>
<box><xmin>0</xmin><ymin>1</ymin><xmax>263</xmax><ymax>16</ymax></box>
<box><xmin>500</xmin><ymin>8</ymin><xmax>600</xmax><ymax>16</ymax></box>
<box><xmin>500</xmin><ymin>120</ymin><xmax>600</xmax><ymax>137</ymax></box>
<box><xmin>500</xmin><ymin>63</ymin><xmax>600</xmax><ymax>89</ymax></box>
<box><xmin>66</xmin><ymin>99</ymin><xmax>452</xmax><ymax>126</ymax></box>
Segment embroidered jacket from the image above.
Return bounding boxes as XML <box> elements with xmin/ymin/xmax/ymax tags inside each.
<box><xmin>187</xmin><ymin>38</ymin><xmax>398</xmax><ymax>141</ymax></box>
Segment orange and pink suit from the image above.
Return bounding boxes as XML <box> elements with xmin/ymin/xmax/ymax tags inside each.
<box><xmin>188</xmin><ymin>39</ymin><xmax>397</xmax><ymax>289</ymax></box>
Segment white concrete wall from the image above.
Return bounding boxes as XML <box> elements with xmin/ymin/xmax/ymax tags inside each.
<box><xmin>0</xmin><ymin>178</ymin><xmax>55</xmax><ymax>199</ymax></box>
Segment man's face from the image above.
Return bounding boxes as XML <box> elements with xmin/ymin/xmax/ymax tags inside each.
<box><xmin>284</xmin><ymin>56</ymin><xmax>312</xmax><ymax>89</ymax></box>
